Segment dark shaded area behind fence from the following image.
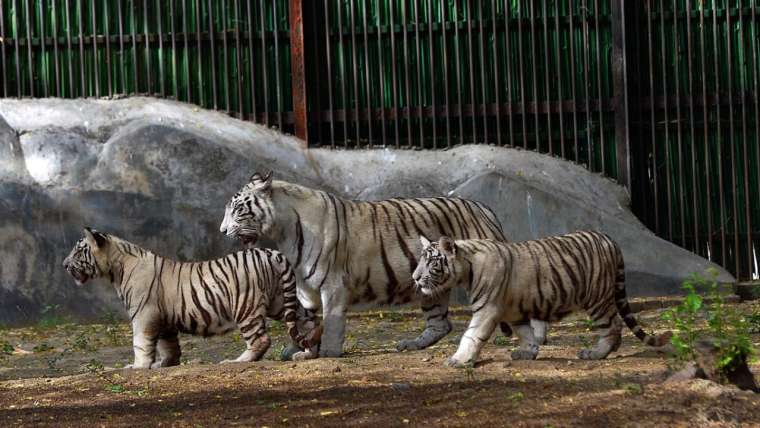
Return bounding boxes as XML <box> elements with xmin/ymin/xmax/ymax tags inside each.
<box><xmin>0</xmin><ymin>0</ymin><xmax>758</xmax><ymax>281</ymax></box>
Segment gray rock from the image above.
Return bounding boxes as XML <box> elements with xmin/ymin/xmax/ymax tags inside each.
<box><xmin>0</xmin><ymin>98</ymin><xmax>735</xmax><ymax>325</ymax></box>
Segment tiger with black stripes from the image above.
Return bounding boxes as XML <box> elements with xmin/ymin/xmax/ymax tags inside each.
<box><xmin>412</xmin><ymin>231</ymin><xmax>672</xmax><ymax>367</ymax></box>
<box><xmin>219</xmin><ymin>172</ymin><xmax>547</xmax><ymax>357</ymax></box>
<box><xmin>62</xmin><ymin>227</ymin><xmax>320</xmax><ymax>368</ymax></box>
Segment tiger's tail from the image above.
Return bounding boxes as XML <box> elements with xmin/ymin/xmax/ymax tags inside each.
<box><xmin>275</xmin><ymin>252</ymin><xmax>321</xmax><ymax>350</ymax></box>
<box><xmin>611</xmin><ymin>237</ymin><xmax>672</xmax><ymax>347</ymax></box>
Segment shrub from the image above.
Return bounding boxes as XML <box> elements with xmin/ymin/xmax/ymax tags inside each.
<box><xmin>661</xmin><ymin>269</ymin><xmax>755</xmax><ymax>377</ymax></box>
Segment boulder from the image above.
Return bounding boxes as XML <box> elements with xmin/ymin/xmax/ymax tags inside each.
<box><xmin>0</xmin><ymin>98</ymin><xmax>735</xmax><ymax>325</ymax></box>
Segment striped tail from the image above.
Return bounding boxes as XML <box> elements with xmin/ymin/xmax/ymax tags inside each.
<box><xmin>276</xmin><ymin>252</ymin><xmax>322</xmax><ymax>350</ymax></box>
<box><xmin>612</xmin><ymin>240</ymin><xmax>672</xmax><ymax>347</ymax></box>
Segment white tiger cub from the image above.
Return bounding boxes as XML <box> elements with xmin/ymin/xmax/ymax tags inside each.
<box><xmin>62</xmin><ymin>228</ymin><xmax>320</xmax><ymax>368</ymax></box>
<box><xmin>220</xmin><ymin>172</ymin><xmax>549</xmax><ymax>358</ymax></box>
<box><xmin>413</xmin><ymin>232</ymin><xmax>672</xmax><ymax>367</ymax></box>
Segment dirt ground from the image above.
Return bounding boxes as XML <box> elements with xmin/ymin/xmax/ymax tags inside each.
<box><xmin>1</xmin><ymin>301</ymin><xmax>759</xmax><ymax>428</ymax></box>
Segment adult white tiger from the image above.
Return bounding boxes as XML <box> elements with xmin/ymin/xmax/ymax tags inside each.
<box><xmin>62</xmin><ymin>228</ymin><xmax>320</xmax><ymax>368</ymax></box>
<box><xmin>219</xmin><ymin>172</ymin><xmax>547</xmax><ymax>357</ymax></box>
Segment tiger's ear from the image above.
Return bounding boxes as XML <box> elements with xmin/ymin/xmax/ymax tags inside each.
<box><xmin>250</xmin><ymin>170</ymin><xmax>273</xmax><ymax>193</ymax></box>
<box><xmin>438</xmin><ymin>236</ymin><xmax>456</xmax><ymax>257</ymax></box>
<box><xmin>419</xmin><ymin>236</ymin><xmax>432</xmax><ymax>248</ymax></box>
<box><xmin>83</xmin><ymin>227</ymin><xmax>107</xmax><ymax>248</ymax></box>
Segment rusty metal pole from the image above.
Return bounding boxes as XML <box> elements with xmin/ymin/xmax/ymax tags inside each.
<box><xmin>289</xmin><ymin>0</ymin><xmax>309</xmax><ymax>145</ymax></box>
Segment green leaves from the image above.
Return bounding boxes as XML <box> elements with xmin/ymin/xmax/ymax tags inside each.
<box><xmin>661</xmin><ymin>269</ymin><xmax>756</xmax><ymax>378</ymax></box>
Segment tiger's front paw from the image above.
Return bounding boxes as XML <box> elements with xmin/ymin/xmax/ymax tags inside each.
<box><xmin>396</xmin><ymin>339</ymin><xmax>422</xmax><ymax>352</ymax></box>
<box><xmin>280</xmin><ymin>344</ymin><xmax>304</xmax><ymax>361</ymax></box>
<box><xmin>444</xmin><ymin>356</ymin><xmax>472</xmax><ymax>368</ymax></box>
<box><xmin>292</xmin><ymin>349</ymin><xmax>318</xmax><ymax>361</ymax></box>
<box><xmin>510</xmin><ymin>348</ymin><xmax>538</xmax><ymax>360</ymax></box>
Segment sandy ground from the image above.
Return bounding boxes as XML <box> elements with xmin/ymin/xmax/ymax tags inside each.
<box><xmin>1</xmin><ymin>302</ymin><xmax>759</xmax><ymax>427</ymax></box>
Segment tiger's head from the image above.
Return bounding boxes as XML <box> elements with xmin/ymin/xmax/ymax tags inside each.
<box><xmin>62</xmin><ymin>227</ymin><xmax>111</xmax><ymax>286</ymax></box>
<box><xmin>413</xmin><ymin>235</ymin><xmax>459</xmax><ymax>297</ymax></box>
<box><xmin>220</xmin><ymin>171</ymin><xmax>276</xmax><ymax>248</ymax></box>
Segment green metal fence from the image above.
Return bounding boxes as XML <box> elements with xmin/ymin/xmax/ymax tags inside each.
<box><xmin>1</xmin><ymin>0</ymin><xmax>759</xmax><ymax>282</ymax></box>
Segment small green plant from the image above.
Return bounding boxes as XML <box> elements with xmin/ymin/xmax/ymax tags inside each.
<box><xmin>507</xmin><ymin>391</ymin><xmax>524</xmax><ymax>402</ymax></box>
<box><xmin>107</xmin><ymin>384</ymin><xmax>126</xmax><ymax>393</ymax></box>
<box><xmin>71</xmin><ymin>332</ymin><xmax>95</xmax><ymax>352</ymax></box>
<box><xmin>37</xmin><ymin>304</ymin><xmax>66</xmax><ymax>329</ymax></box>
<box><xmin>386</xmin><ymin>310</ymin><xmax>405</xmax><ymax>322</ymax></box>
<box><xmin>83</xmin><ymin>359</ymin><xmax>105</xmax><ymax>374</ymax></box>
<box><xmin>493</xmin><ymin>336</ymin><xmax>510</xmax><ymax>347</ymax></box>
<box><xmin>463</xmin><ymin>365</ymin><xmax>475</xmax><ymax>381</ymax></box>
<box><xmin>662</xmin><ymin>269</ymin><xmax>755</xmax><ymax>376</ymax></box>
<box><xmin>1</xmin><ymin>341</ymin><xmax>13</xmax><ymax>355</ymax></box>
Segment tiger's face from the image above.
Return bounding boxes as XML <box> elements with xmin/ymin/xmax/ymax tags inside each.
<box><xmin>220</xmin><ymin>172</ymin><xmax>276</xmax><ymax>248</ymax></box>
<box><xmin>62</xmin><ymin>228</ymin><xmax>109</xmax><ymax>286</ymax></box>
<box><xmin>413</xmin><ymin>236</ymin><xmax>458</xmax><ymax>298</ymax></box>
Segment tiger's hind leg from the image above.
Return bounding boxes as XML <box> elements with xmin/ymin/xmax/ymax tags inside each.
<box><xmin>397</xmin><ymin>290</ymin><xmax>452</xmax><ymax>352</ymax></box>
<box><xmin>222</xmin><ymin>316</ymin><xmax>271</xmax><ymax>363</ymax></box>
<box><xmin>531</xmin><ymin>319</ymin><xmax>549</xmax><ymax>346</ymax></box>
<box><xmin>510</xmin><ymin>322</ymin><xmax>540</xmax><ymax>360</ymax></box>
<box><xmin>151</xmin><ymin>330</ymin><xmax>181</xmax><ymax>368</ymax></box>
<box><xmin>578</xmin><ymin>305</ymin><xmax>623</xmax><ymax>360</ymax></box>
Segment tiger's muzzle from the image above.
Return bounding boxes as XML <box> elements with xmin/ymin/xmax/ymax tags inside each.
<box><xmin>62</xmin><ymin>260</ymin><xmax>91</xmax><ymax>286</ymax></box>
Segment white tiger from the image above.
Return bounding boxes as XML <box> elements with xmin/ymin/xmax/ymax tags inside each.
<box><xmin>62</xmin><ymin>228</ymin><xmax>320</xmax><ymax>368</ymax></box>
<box><xmin>413</xmin><ymin>232</ymin><xmax>672</xmax><ymax>367</ymax></box>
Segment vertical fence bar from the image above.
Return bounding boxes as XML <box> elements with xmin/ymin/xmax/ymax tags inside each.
<box><xmin>554</xmin><ymin>0</ymin><xmax>565</xmax><ymax>157</ymax></box>
<box><xmin>738</xmin><ymin>1</ymin><xmax>751</xmax><ymax>278</ymax></box>
<box><xmin>24</xmin><ymin>0</ymin><xmax>34</xmax><ymax>96</ymax></box>
<box><xmin>753</xmin><ymin>0</ymin><xmax>760</xmax><ymax>279</ymax></box>
<box><xmin>144</xmin><ymin>0</ymin><xmax>151</xmax><ymax>94</ymax></box>
<box><xmin>492</xmin><ymin>0</ymin><xmax>501</xmax><ymax>147</ymax></box>
<box><xmin>685</xmin><ymin>0</ymin><xmax>698</xmax><ymax>254</ymax></box>
<box><xmin>157</xmin><ymin>0</ymin><xmax>165</xmax><ymax>97</ymax></box>
<box><xmin>698</xmin><ymin>0</ymin><xmax>712</xmax><ymax>260</ymax></box>
<box><xmin>504</xmin><ymin>0</ymin><xmax>514</xmax><ymax>148</ymax></box>
<box><xmin>52</xmin><ymin>0</ymin><xmax>61</xmax><ymax>96</ymax></box>
<box><xmin>104</xmin><ymin>0</ymin><xmax>112</xmax><ymax>96</ymax></box>
<box><xmin>117</xmin><ymin>0</ymin><xmax>125</xmax><ymax>94</ymax></box>
<box><xmin>39</xmin><ymin>0</ymin><xmax>47</xmax><ymax>97</ymax></box>
<box><xmin>389</xmin><ymin>0</ymin><xmax>399</xmax><ymax>147</ymax></box>
<box><xmin>466</xmin><ymin>0</ymin><xmax>476</xmax><ymax>144</ymax></box>
<box><xmin>324</xmin><ymin>0</ymin><xmax>334</xmax><ymax>145</ymax></box>
<box><xmin>454</xmin><ymin>0</ymin><xmax>464</xmax><ymax>145</ymax></box>
<box><xmin>351</xmin><ymin>0</ymin><xmax>362</xmax><ymax>146</ymax></box>
<box><xmin>712</xmin><ymin>0</ymin><xmax>726</xmax><ymax>268</ymax></box>
<box><xmin>234</xmin><ymin>0</ymin><xmax>243</xmax><ymax>116</ymax></box>
<box><xmin>439</xmin><ymin>0</ymin><xmax>450</xmax><ymax>148</ymax></box>
<box><xmin>361</xmin><ymin>0</ymin><xmax>372</xmax><ymax>147</ymax></box>
<box><xmin>290</xmin><ymin>0</ymin><xmax>308</xmax><ymax>142</ymax></box>
<box><xmin>13</xmin><ymin>0</ymin><xmax>20</xmax><ymax>97</ymax></box>
<box><xmin>183</xmin><ymin>0</ymin><xmax>190</xmax><ymax>102</ymax></box>
<box><xmin>375</xmin><ymin>0</ymin><xmax>386</xmax><ymax>146</ymax></box>
<box><xmin>413</xmin><ymin>0</ymin><xmax>424</xmax><ymax>147</ymax></box>
<box><xmin>659</xmin><ymin>0</ymin><xmax>672</xmax><ymax>241</ymax></box>
<box><xmin>401</xmin><ymin>0</ymin><xmax>411</xmax><ymax>147</ymax></box>
<box><xmin>672</xmin><ymin>0</ymin><xmax>685</xmax><ymax>247</ymax></box>
<box><xmin>246</xmin><ymin>0</ymin><xmax>255</xmax><ymax>121</ymax></box>
<box><xmin>0</xmin><ymin>1</ymin><xmax>7</xmax><ymax>98</ymax></box>
<box><xmin>259</xmin><ymin>0</ymin><xmax>268</xmax><ymax>125</ymax></box>
<box><xmin>518</xmin><ymin>0</ymin><xmax>528</xmax><ymax>148</ymax></box>
<box><xmin>91</xmin><ymin>0</ymin><xmax>99</xmax><ymax>97</ymax></box>
<box><xmin>582</xmin><ymin>0</ymin><xmax>592</xmax><ymax>167</ymax></box>
<box><xmin>611</xmin><ymin>0</ymin><xmax>630</xmax><ymax>189</ymax></box>
<box><xmin>593</xmin><ymin>0</ymin><xmax>605</xmax><ymax>173</ymax></box>
<box><xmin>131</xmin><ymin>0</ymin><xmax>139</xmax><ymax>94</ymax></box>
<box><xmin>221</xmin><ymin>0</ymin><xmax>229</xmax><ymax>113</ymax></box>
<box><xmin>272</xmin><ymin>0</ymin><xmax>283</xmax><ymax>130</ymax></box>
<box><xmin>529</xmin><ymin>0</ymin><xmax>538</xmax><ymax>150</ymax></box>
<box><xmin>207</xmin><ymin>0</ymin><xmax>217</xmax><ymax>108</ymax></box>
<box><xmin>477</xmin><ymin>0</ymin><xmax>487</xmax><ymax>144</ymax></box>
<box><xmin>726</xmin><ymin>0</ymin><xmax>739</xmax><ymax>277</ymax></box>
<box><xmin>568</xmin><ymin>0</ymin><xmax>578</xmax><ymax>161</ymax></box>
<box><xmin>427</xmin><ymin>0</ymin><xmax>437</xmax><ymax>147</ymax></box>
<box><xmin>541</xmin><ymin>0</ymin><xmax>551</xmax><ymax>154</ymax></box>
<box><xmin>647</xmin><ymin>0</ymin><xmax>658</xmax><ymax>234</ymax></box>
